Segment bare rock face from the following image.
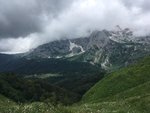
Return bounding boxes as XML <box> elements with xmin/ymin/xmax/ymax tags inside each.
<box><xmin>25</xmin><ymin>27</ymin><xmax>150</xmax><ymax>70</ymax></box>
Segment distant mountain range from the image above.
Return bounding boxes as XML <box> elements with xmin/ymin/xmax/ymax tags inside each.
<box><xmin>0</xmin><ymin>27</ymin><xmax>150</xmax><ymax>74</ymax></box>
<box><xmin>23</xmin><ymin>27</ymin><xmax>150</xmax><ymax>70</ymax></box>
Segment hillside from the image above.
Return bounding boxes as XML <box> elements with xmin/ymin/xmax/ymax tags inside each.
<box><xmin>0</xmin><ymin>56</ymin><xmax>150</xmax><ymax>113</ymax></box>
<box><xmin>0</xmin><ymin>74</ymin><xmax>80</xmax><ymax>105</ymax></box>
<box><xmin>0</xmin><ymin>54</ymin><xmax>105</xmax><ymax>99</ymax></box>
<box><xmin>82</xmin><ymin>56</ymin><xmax>150</xmax><ymax>102</ymax></box>
<box><xmin>61</xmin><ymin>55</ymin><xmax>150</xmax><ymax>113</ymax></box>
<box><xmin>75</xmin><ymin>56</ymin><xmax>150</xmax><ymax>112</ymax></box>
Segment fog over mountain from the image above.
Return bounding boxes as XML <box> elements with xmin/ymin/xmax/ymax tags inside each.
<box><xmin>0</xmin><ymin>0</ymin><xmax>150</xmax><ymax>53</ymax></box>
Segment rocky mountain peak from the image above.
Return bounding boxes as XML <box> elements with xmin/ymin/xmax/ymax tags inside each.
<box><xmin>24</xmin><ymin>27</ymin><xmax>150</xmax><ymax>70</ymax></box>
<box><xmin>109</xmin><ymin>26</ymin><xmax>134</xmax><ymax>43</ymax></box>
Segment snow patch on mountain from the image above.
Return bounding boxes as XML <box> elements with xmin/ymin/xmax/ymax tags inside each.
<box><xmin>109</xmin><ymin>26</ymin><xmax>134</xmax><ymax>43</ymax></box>
<box><xmin>109</xmin><ymin>36</ymin><xmax>124</xmax><ymax>43</ymax></box>
<box><xmin>56</xmin><ymin>56</ymin><xmax>62</xmax><ymax>59</ymax></box>
<box><xmin>101</xmin><ymin>56</ymin><xmax>111</xmax><ymax>69</ymax></box>
<box><xmin>64</xmin><ymin>41</ymin><xmax>86</xmax><ymax>58</ymax></box>
<box><xmin>69</xmin><ymin>41</ymin><xmax>85</xmax><ymax>53</ymax></box>
<box><xmin>48</xmin><ymin>56</ymin><xmax>51</xmax><ymax>59</ymax></box>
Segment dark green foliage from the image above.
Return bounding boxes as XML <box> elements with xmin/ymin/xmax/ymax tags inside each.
<box><xmin>0</xmin><ymin>73</ymin><xmax>80</xmax><ymax>105</ymax></box>
<box><xmin>0</xmin><ymin>54</ymin><xmax>100</xmax><ymax>75</ymax></box>
<box><xmin>0</xmin><ymin>53</ymin><xmax>106</xmax><ymax>103</ymax></box>
<box><xmin>45</xmin><ymin>72</ymin><xmax>105</xmax><ymax>96</ymax></box>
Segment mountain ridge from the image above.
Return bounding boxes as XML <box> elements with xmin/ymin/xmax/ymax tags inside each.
<box><xmin>24</xmin><ymin>27</ymin><xmax>150</xmax><ymax>70</ymax></box>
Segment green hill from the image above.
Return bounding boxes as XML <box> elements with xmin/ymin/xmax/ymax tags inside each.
<box><xmin>70</xmin><ymin>56</ymin><xmax>150</xmax><ymax>113</ymax></box>
<box><xmin>82</xmin><ymin>56</ymin><xmax>150</xmax><ymax>103</ymax></box>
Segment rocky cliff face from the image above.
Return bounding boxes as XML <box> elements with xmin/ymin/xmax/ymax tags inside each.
<box><xmin>25</xmin><ymin>27</ymin><xmax>150</xmax><ymax>70</ymax></box>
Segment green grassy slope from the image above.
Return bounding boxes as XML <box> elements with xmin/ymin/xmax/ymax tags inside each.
<box><xmin>82</xmin><ymin>56</ymin><xmax>150</xmax><ymax>103</ymax></box>
<box><xmin>0</xmin><ymin>94</ymin><xmax>59</xmax><ymax>113</ymax></box>
<box><xmin>68</xmin><ymin>81</ymin><xmax>150</xmax><ymax>113</ymax></box>
<box><xmin>1</xmin><ymin>92</ymin><xmax>150</xmax><ymax>113</ymax></box>
<box><xmin>63</xmin><ymin>56</ymin><xmax>150</xmax><ymax>113</ymax></box>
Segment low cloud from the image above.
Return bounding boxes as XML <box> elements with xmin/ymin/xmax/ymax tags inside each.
<box><xmin>0</xmin><ymin>0</ymin><xmax>150</xmax><ymax>53</ymax></box>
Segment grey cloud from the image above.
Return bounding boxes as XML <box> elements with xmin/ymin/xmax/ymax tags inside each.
<box><xmin>121</xmin><ymin>0</ymin><xmax>150</xmax><ymax>12</ymax></box>
<box><xmin>0</xmin><ymin>0</ymin><xmax>150</xmax><ymax>53</ymax></box>
<box><xmin>0</xmin><ymin>0</ymin><xmax>74</xmax><ymax>38</ymax></box>
<box><xmin>141</xmin><ymin>1</ymin><xmax>150</xmax><ymax>12</ymax></box>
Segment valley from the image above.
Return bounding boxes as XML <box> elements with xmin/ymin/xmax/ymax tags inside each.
<box><xmin>0</xmin><ymin>55</ymin><xmax>150</xmax><ymax>113</ymax></box>
<box><xmin>0</xmin><ymin>0</ymin><xmax>150</xmax><ymax>112</ymax></box>
<box><xmin>0</xmin><ymin>28</ymin><xmax>150</xmax><ymax>113</ymax></box>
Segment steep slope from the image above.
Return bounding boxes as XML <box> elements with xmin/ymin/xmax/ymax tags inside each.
<box><xmin>82</xmin><ymin>56</ymin><xmax>150</xmax><ymax>103</ymax></box>
<box><xmin>25</xmin><ymin>28</ymin><xmax>150</xmax><ymax>70</ymax></box>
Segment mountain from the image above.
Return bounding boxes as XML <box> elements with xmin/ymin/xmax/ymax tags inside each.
<box><xmin>25</xmin><ymin>27</ymin><xmax>150</xmax><ymax>70</ymax></box>
<box><xmin>1</xmin><ymin>27</ymin><xmax>149</xmax><ymax>73</ymax></box>
<box><xmin>0</xmin><ymin>27</ymin><xmax>150</xmax><ymax>108</ymax></box>
<box><xmin>0</xmin><ymin>27</ymin><xmax>150</xmax><ymax>113</ymax></box>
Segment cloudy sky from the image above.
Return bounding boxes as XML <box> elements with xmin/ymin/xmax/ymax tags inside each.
<box><xmin>0</xmin><ymin>0</ymin><xmax>150</xmax><ymax>53</ymax></box>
